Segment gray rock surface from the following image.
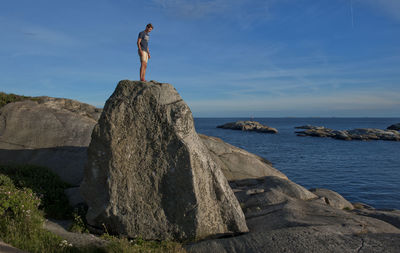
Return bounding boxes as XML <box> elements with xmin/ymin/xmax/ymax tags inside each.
<box><xmin>231</xmin><ymin>176</ymin><xmax>317</xmax><ymax>210</ymax></box>
<box><xmin>199</xmin><ymin>134</ymin><xmax>287</xmax><ymax>180</ymax></box>
<box><xmin>352</xmin><ymin>208</ymin><xmax>400</xmax><ymax>229</ymax></box>
<box><xmin>295</xmin><ymin>126</ymin><xmax>400</xmax><ymax>141</ymax></box>
<box><xmin>0</xmin><ymin>97</ymin><xmax>101</xmax><ymax>185</ymax></box>
<box><xmin>80</xmin><ymin>80</ymin><xmax>248</xmax><ymax>241</ymax></box>
<box><xmin>310</xmin><ymin>188</ymin><xmax>354</xmax><ymax>210</ymax></box>
<box><xmin>64</xmin><ymin>187</ymin><xmax>85</xmax><ymax>207</ymax></box>
<box><xmin>44</xmin><ymin>219</ymin><xmax>108</xmax><ymax>248</ymax></box>
<box><xmin>187</xmin><ymin>184</ymin><xmax>400</xmax><ymax>253</ymax></box>
<box><xmin>0</xmin><ymin>97</ymin><xmax>100</xmax><ymax>149</ymax></box>
<box><xmin>217</xmin><ymin>121</ymin><xmax>278</xmax><ymax>134</ymax></box>
<box><xmin>186</xmin><ymin>227</ymin><xmax>400</xmax><ymax>253</ymax></box>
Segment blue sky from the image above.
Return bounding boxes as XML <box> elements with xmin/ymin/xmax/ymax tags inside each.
<box><xmin>1</xmin><ymin>0</ymin><xmax>399</xmax><ymax>117</ymax></box>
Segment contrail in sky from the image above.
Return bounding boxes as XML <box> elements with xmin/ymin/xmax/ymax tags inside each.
<box><xmin>350</xmin><ymin>0</ymin><xmax>354</xmax><ymax>28</ymax></box>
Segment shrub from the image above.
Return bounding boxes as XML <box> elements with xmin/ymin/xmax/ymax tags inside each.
<box><xmin>0</xmin><ymin>174</ymin><xmax>63</xmax><ymax>252</ymax></box>
<box><xmin>0</xmin><ymin>164</ymin><xmax>72</xmax><ymax>219</ymax></box>
<box><xmin>0</xmin><ymin>92</ymin><xmax>38</xmax><ymax>109</ymax></box>
<box><xmin>69</xmin><ymin>206</ymin><xmax>89</xmax><ymax>234</ymax></box>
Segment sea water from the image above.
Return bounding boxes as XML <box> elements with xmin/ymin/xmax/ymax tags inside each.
<box><xmin>194</xmin><ymin>118</ymin><xmax>400</xmax><ymax>210</ymax></box>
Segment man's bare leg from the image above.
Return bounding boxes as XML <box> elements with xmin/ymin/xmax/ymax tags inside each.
<box><xmin>140</xmin><ymin>61</ymin><xmax>147</xmax><ymax>81</ymax></box>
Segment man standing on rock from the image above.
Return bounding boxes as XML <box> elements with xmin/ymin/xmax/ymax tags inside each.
<box><xmin>137</xmin><ymin>23</ymin><xmax>153</xmax><ymax>82</ymax></box>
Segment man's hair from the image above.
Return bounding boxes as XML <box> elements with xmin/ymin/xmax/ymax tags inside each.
<box><xmin>146</xmin><ymin>23</ymin><xmax>153</xmax><ymax>29</ymax></box>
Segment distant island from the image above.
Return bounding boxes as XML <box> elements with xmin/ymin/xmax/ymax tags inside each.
<box><xmin>295</xmin><ymin>125</ymin><xmax>400</xmax><ymax>141</ymax></box>
<box><xmin>217</xmin><ymin>120</ymin><xmax>278</xmax><ymax>134</ymax></box>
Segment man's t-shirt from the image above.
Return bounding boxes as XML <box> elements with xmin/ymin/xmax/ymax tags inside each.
<box><xmin>138</xmin><ymin>31</ymin><xmax>149</xmax><ymax>52</ymax></box>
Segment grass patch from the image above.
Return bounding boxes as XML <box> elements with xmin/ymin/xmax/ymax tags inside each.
<box><xmin>0</xmin><ymin>91</ymin><xmax>39</xmax><ymax>109</ymax></box>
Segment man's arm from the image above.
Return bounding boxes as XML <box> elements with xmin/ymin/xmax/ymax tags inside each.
<box><xmin>137</xmin><ymin>38</ymin><xmax>142</xmax><ymax>55</ymax></box>
<box><xmin>147</xmin><ymin>47</ymin><xmax>150</xmax><ymax>59</ymax></box>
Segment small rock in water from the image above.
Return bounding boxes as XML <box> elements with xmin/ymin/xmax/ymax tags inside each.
<box><xmin>217</xmin><ymin>121</ymin><xmax>278</xmax><ymax>134</ymax></box>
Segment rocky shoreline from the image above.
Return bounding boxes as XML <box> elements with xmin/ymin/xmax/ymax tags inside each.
<box><xmin>295</xmin><ymin>125</ymin><xmax>400</xmax><ymax>141</ymax></box>
<box><xmin>1</xmin><ymin>83</ymin><xmax>400</xmax><ymax>252</ymax></box>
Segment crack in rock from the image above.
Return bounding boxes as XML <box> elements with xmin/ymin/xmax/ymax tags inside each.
<box><xmin>356</xmin><ymin>237</ymin><xmax>365</xmax><ymax>253</ymax></box>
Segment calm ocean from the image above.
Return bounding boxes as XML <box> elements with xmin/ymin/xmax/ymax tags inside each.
<box><xmin>194</xmin><ymin>118</ymin><xmax>400</xmax><ymax>210</ymax></box>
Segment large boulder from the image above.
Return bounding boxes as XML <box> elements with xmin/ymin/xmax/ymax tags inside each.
<box><xmin>0</xmin><ymin>97</ymin><xmax>101</xmax><ymax>185</ymax></box>
<box><xmin>80</xmin><ymin>80</ymin><xmax>248</xmax><ymax>241</ymax></box>
<box><xmin>199</xmin><ymin>134</ymin><xmax>287</xmax><ymax>180</ymax></box>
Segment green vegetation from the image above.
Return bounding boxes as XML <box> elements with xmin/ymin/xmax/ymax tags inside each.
<box><xmin>0</xmin><ymin>164</ymin><xmax>72</xmax><ymax>219</ymax></box>
<box><xmin>69</xmin><ymin>206</ymin><xmax>89</xmax><ymax>234</ymax></box>
<box><xmin>0</xmin><ymin>164</ymin><xmax>186</xmax><ymax>252</ymax></box>
<box><xmin>0</xmin><ymin>91</ymin><xmax>39</xmax><ymax>109</ymax></box>
<box><xmin>0</xmin><ymin>173</ymin><xmax>63</xmax><ymax>252</ymax></box>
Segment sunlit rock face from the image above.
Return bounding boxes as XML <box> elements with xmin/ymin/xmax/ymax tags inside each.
<box><xmin>81</xmin><ymin>80</ymin><xmax>248</xmax><ymax>241</ymax></box>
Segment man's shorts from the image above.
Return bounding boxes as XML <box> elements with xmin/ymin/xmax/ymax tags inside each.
<box><xmin>138</xmin><ymin>50</ymin><xmax>148</xmax><ymax>63</ymax></box>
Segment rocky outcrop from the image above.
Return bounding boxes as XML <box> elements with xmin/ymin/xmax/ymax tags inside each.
<box><xmin>0</xmin><ymin>97</ymin><xmax>100</xmax><ymax>149</ymax></box>
<box><xmin>295</xmin><ymin>126</ymin><xmax>400</xmax><ymax>141</ymax></box>
<box><xmin>0</xmin><ymin>97</ymin><xmax>101</xmax><ymax>185</ymax></box>
<box><xmin>186</xmin><ymin>200</ymin><xmax>400</xmax><ymax>253</ymax></box>
<box><xmin>199</xmin><ymin>134</ymin><xmax>287</xmax><ymax>180</ymax></box>
<box><xmin>310</xmin><ymin>188</ymin><xmax>354</xmax><ymax>210</ymax></box>
<box><xmin>2</xmin><ymin>87</ymin><xmax>400</xmax><ymax>252</ymax></box>
<box><xmin>232</xmin><ymin>177</ymin><xmax>317</xmax><ymax>209</ymax></box>
<box><xmin>217</xmin><ymin>121</ymin><xmax>278</xmax><ymax>134</ymax></box>
<box><xmin>387</xmin><ymin>123</ymin><xmax>400</xmax><ymax>131</ymax></box>
<box><xmin>186</xmin><ymin>176</ymin><xmax>400</xmax><ymax>253</ymax></box>
<box><xmin>80</xmin><ymin>80</ymin><xmax>248</xmax><ymax>241</ymax></box>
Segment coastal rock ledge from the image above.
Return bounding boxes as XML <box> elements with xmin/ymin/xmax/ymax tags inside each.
<box><xmin>295</xmin><ymin>125</ymin><xmax>400</xmax><ymax>141</ymax></box>
<box><xmin>80</xmin><ymin>80</ymin><xmax>248</xmax><ymax>241</ymax></box>
<box><xmin>217</xmin><ymin>121</ymin><xmax>278</xmax><ymax>134</ymax></box>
